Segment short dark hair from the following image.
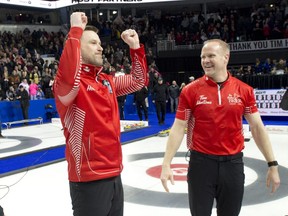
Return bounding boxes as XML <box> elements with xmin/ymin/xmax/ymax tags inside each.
<box><xmin>64</xmin><ymin>25</ymin><xmax>99</xmax><ymax>46</ymax></box>
<box><xmin>84</xmin><ymin>25</ymin><xmax>99</xmax><ymax>33</ymax></box>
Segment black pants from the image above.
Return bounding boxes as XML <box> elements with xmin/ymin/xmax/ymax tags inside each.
<box><xmin>155</xmin><ymin>101</ymin><xmax>166</xmax><ymax>123</ymax></box>
<box><xmin>69</xmin><ymin>175</ymin><xmax>124</xmax><ymax>216</ymax></box>
<box><xmin>21</xmin><ymin>104</ymin><xmax>29</xmax><ymax>120</ymax></box>
<box><xmin>187</xmin><ymin>151</ymin><xmax>244</xmax><ymax>216</ymax></box>
<box><xmin>0</xmin><ymin>205</ymin><xmax>4</xmax><ymax>216</ymax></box>
<box><xmin>136</xmin><ymin>100</ymin><xmax>148</xmax><ymax>121</ymax></box>
<box><xmin>118</xmin><ymin>102</ymin><xmax>125</xmax><ymax>120</ymax></box>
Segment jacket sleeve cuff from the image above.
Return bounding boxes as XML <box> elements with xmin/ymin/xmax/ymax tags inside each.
<box><xmin>69</xmin><ymin>27</ymin><xmax>84</xmax><ymax>39</ymax></box>
<box><xmin>129</xmin><ymin>44</ymin><xmax>145</xmax><ymax>56</ymax></box>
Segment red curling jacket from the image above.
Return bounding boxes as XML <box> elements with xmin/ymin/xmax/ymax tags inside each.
<box><xmin>53</xmin><ymin>27</ymin><xmax>148</xmax><ymax>182</ymax></box>
<box><xmin>176</xmin><ymin>73</ymin><xmax>258</xmax><ymax>155</ymax></box>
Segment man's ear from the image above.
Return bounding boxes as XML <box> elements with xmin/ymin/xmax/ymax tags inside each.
<box><xmin>224</xmin><ymin>53</ymin><xmax>230</xmax><ymax>63</ymax></box>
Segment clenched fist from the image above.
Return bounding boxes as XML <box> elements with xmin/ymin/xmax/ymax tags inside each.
<box><xmin>70</xmin><ymin>12</ymin><xmax>88</xmax><ymax>30</ymax></box>
<box><xmin>121</xmin><ymin>29</ymin><xmax>140</xmax><ymax>49</ymax></box>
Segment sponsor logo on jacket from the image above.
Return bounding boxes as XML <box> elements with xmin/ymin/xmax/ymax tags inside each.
<box><xmin>196</xmin><ymin>95</ymin><xmax>212</xmax><ymax>105</ymax></box>
<box><xmin>87</xmin><ymin>85</ymin><xmax>95</xmax><ymax>91</ymax></box>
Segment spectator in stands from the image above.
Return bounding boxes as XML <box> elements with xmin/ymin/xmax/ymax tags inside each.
<box><xmin>36</xmin><ymin>85</ymin><xmax>45</xmax><ymax>100</ymax></box>
<box><xmin>236</xmin><ymin>65</ymin><xmax>245</xmax><ymax>77</ymax></box>
<box><xmin>271</xmin><ymin>21</ymin><xmax>283</xmax><ymax>39</ymax></box>
<box><xmin>16</xmin><ymin>85</ymin><xmax>30</xmax><ymax>124</ymax></box>
<box><xmin>179</xmin><ymin>82</ymin><xmax>186</xmax><ymax>93</ymax></box>
<box><xmin>284</xmin><ymin>25</ymin><xmax>288</xmax><ymax>38</ymax></box>
<box><xmin>43</xmin><ymin>60</ymin><xmax>50</xmax><ymax>69</ymax></box>
<box><xmin>189</xmin><ymin>76</ymin><xmax>195</xmax><ymax>82</ymax></box>
<box><xmin>115</xmin><ymin>69</ymin><xmax>127</xmax><ymax>120</ymax></box>
<box><xmin>13</xmin><ymin>64</ymin><xmax>22</xmax><ymax>76</ymax></box>
<box><xmin>0</xmin><ymin>0</ymin><xmax>287</xmax><ymax>94</ymax></box>
<box><xmin>210</xmin><ymin>27</ymin><xmax>221</xmax><ymax>39</ymax></box>
<box><xmin>21</xmin><ymin>67</ymin><xmax>30</xmax><ymax>82</ymax></box>
<box><xmin>50</xmin><ymin>61</ymin><xmax>59</xmax><ymax>75</ymax></box>
<box><xmin>19</xmin><ymin>78</ymin><xmax>29</xmax><ymax>94</ymax></box>
<box><xmin>252</xmin><ymin>22</ymin><xmax>264</xmax><ymax>40</ymax></box>
<box><xmin>49</xmin><ymin>74</ymin><xmax>55</xmax><ymax>98</ymax></box>
<box><xmin>175</xmin><ymin>31</ymin><xmax>184</xmax><ymax>45</ymax></box>
<box><xmin>263</xmin><ymin>58</ymin><xmax>274</xmax><ymax>74</ymax></box>
<box><xmin>114</xmin><ymin>47</ymin><xmax>124</xmax><ymax>65</ymax></box>
<box><xmin>244</xmin><ymin>65</ymin><xmax>254</xmax><ymax>75</ymax></box>
<box><xmin>152</xmin><ymin>77</ymin><xmax>168</xmax><ymax>125</ymax></box>
<box><xmin>30</xmin><ymin>66</ymin><xmax>40</xmax><ymax>84</ymax></box>
<box><xmin>53</xmin><ymin>12</ymin><xmax>148</xmax><ymax>216</ymax></box>
<box><xmin>263</xmin><ymin>18</ymin><xmax>271</xmax><ymax>39</ymax></box>
<box><xmin>134</xmin><ymin>86</ymin><xmax>149</xmax><ymax>121</ymax></box>
<box><xmin>146</xmin><ymin>48</ymin><xmax>156</xmax><ymax>66</ymax></box>
<box><xmin>150</xmin><ymin>60</ymin><xmax>159</xmax><ymax>71</ymax></box>
<box><xmin>200</xmin><ymin>29</ymin><xmax>208</xmax><ymax>42</ymax></box>
<box><xmin>9</xmin><ymin>69</ymin><xmax>21</xmax><ymax>90</ymax></box>
<box><xmin>6</xmin><ymin>85</ymin><xmax>16</xmax><ymax>101</ymax></box>
<box><xmin>271</xmin><ymin>58</ymin><xmax>288</xmax><ymax>75</ymax></box>
<box><xmin>29</xmin><ymin>79</ymin><xmax>38</xmax><ymax>100</ymax></box>
<box><xmin>148</xmin><ymin>66</ymin><xmax>160</xmax><ymax>92</ymax></box>
<box><xmin>221</xmin><ymin>24</ymin><xmax>230</xmax><ymax>42</ymax></box>
<box><xmin>160</xmin><ymin>39</ymin><xmax>280</xmax><ymax>216</ymax></box>
<box><xmin>117</xmin><ymin>95</ymin><xmax>127</xmax><ymax>120</ymax></box>
<box><xmin>6</xmin><ymin>13</ymin><xmax>12</xmax><ymax>22</ymax></box>
<box><xmin>42</xmin><ymin>68</ymin><xmax>52</xmax><ymax>98</ymax></box>
<box><xmin>1</xmin><ymin>70</ymin><xmax>10</xmax><ymax>93</ymax></box>
<box><xmin>253</xmin><ymin>58</ymin><xmax>264</xmax><ymax>74</ymax></box>
<box><xmin>168</xmin><ymin>80</ymin><xmax>180</xmax><ymax>113</ymax></box>
<box><xmin>0</xmin><ymin>85</ymin><xmax>5</xmax><ymax>101</ymax></box>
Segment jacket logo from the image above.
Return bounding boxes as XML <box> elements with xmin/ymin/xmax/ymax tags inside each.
<box><xmin>227</xmin><ymin>93</ymin><xmax>242</xmax><ymax>105</ymax></box>
<box><xmin>83</xmin><ymin>66</ymin><xmax>90</xmax><ymax>72</ymax></box>
<box><xmin>196</xmin><ymin>95</ymin><xmax>212</xmax><ymax>105</ymax></box>
<box><xmin>87</xmin><ymin>85</ymin><xmax>95</xmax><ymax>91</ymax></box>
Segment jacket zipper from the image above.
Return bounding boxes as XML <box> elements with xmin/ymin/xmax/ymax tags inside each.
<box><xmin>218</xmin><ymin>84</ymin><xmax>222</xmax><ymax>105</ymax></box>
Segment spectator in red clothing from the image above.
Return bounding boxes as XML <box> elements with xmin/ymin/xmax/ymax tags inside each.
<box><xmin>175</xmin><ymin>31</ymin><xmax>184</xmax><ymax>45</ymax></box>
<box><xmin>263</xmin><ymin>18</ymin><xmax>271</xmax><ymax>39</ymax></box>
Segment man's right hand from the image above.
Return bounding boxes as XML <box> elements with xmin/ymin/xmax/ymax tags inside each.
<box><xmin>160</xmin><ymin>165</ymin><xmax>175</xmax><ymax>192</ymax></box>
<box><xmin>70</xmin><ymin>12</ymin><xmax>88</xmax><ymax>30</ymax></box>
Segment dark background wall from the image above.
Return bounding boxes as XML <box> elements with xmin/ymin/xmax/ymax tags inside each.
<box><xmin>155</xmin><ymin>48</ymin><xmax>288</xmax><ymax>84</ymax></box>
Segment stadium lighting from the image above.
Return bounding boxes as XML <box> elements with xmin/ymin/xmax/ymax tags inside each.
<box><xmin>0</xmin><ymin>0</ymin><xmax>186</xmax><ymax>9</ymax></box>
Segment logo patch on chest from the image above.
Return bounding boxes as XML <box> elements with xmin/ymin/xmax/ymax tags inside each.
<box><xmin>227</xmin><ymin>93</ymin><xmax>242</xmax><ymax>105</ymax></box>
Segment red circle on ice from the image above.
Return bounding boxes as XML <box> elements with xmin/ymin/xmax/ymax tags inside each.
<box><xmin>146</xmin><ymin>164</ymin><xmax>188</xmax><ymax>181</ymax></box>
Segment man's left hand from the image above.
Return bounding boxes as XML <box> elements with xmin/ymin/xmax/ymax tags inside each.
<box><xmin>121</xmin><ymin>29</ymin><xmax>140</xmax><ymax>49</ymax></box>
<box><xmin>266</xmin><ymin>166</ymin><xmax>280</xmax><ymax>193</ymax></box>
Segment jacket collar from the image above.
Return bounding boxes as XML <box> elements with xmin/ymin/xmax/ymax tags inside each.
<box><xmin>81</xmin><ymin>64</ymin><xmax>103</xmax><ymax>77</ymax></box>
<box><xmin>204</xmin><ymin>71</ymin><xmax>231</xmax><ymax>87</ymax></box>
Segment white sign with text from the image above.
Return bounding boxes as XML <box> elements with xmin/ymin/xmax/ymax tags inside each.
<box><xmin>254</xmin><ymin>89</ymin><xmax>288</xmax><ymax>116</ymax></box>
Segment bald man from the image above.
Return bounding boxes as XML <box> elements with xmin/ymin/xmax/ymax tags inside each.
<box><xmin>160</xmin><ymin>39</ymin><xmax>280</xmax><ymax>216</ymax></box>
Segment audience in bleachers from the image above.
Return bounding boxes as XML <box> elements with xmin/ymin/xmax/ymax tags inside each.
<box><xmin>0</xmin><ymin>1</ymin><xmax>288</xmax><ymax>102</ymax></box>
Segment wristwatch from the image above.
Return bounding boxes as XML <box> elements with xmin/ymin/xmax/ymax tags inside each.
<box><xmin>267</xmin><ymin>161</ymin><xmax>278</xmax><ymax>167</ymax></box>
